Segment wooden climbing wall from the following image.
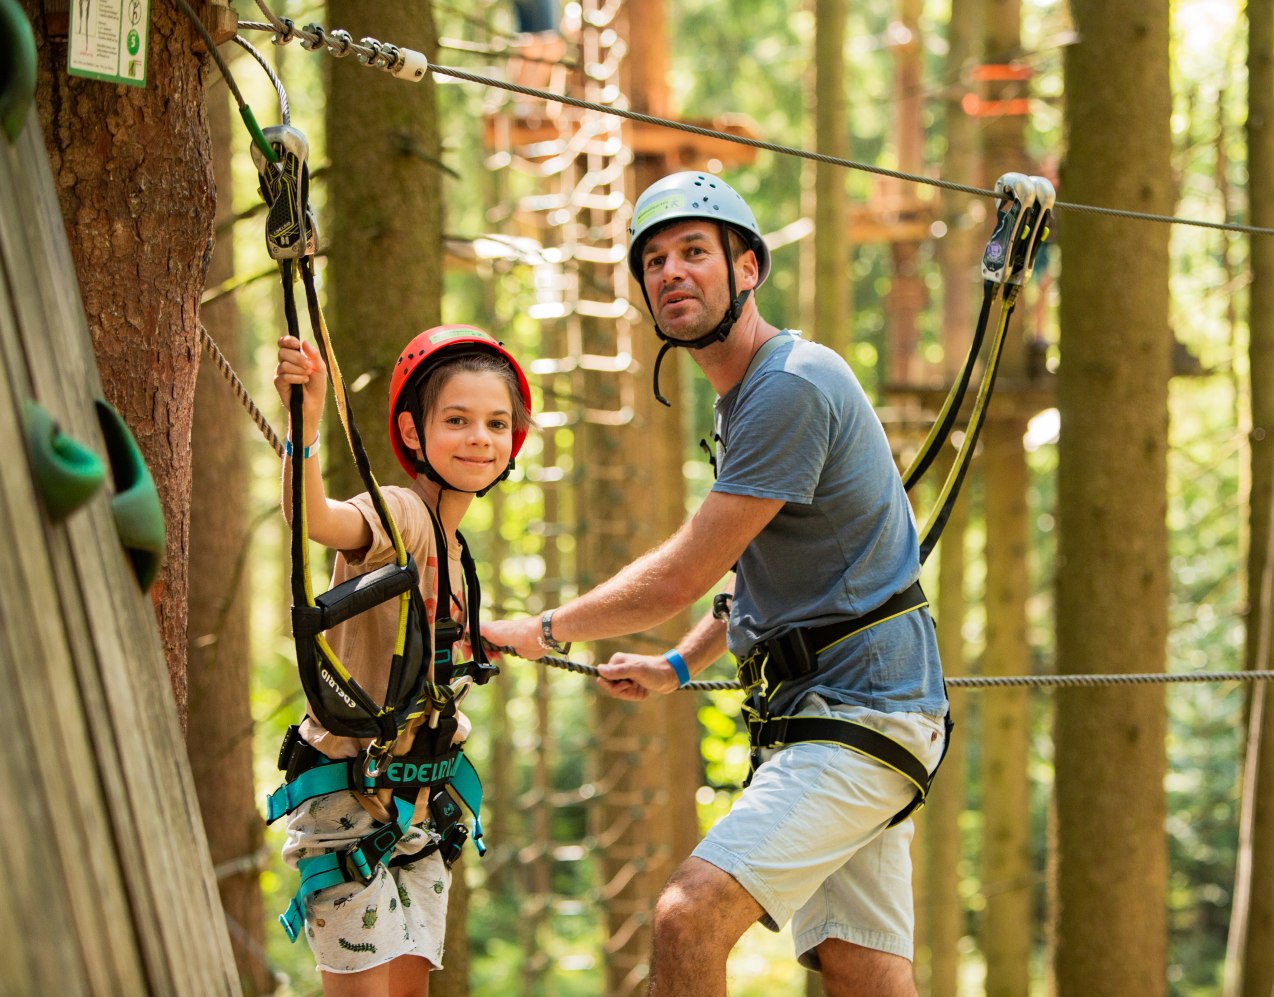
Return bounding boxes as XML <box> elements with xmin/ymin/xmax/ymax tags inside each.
<box><xmin>0</xmin><ymin>109</ymin><xmax>238</xmax><ymax>992</ymax></box>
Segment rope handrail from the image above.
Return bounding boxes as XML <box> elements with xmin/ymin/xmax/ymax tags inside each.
<box><xmin>505</xmin><ymin>649</ymin><xmax>1274</xmax><ymax>692</ymax></box>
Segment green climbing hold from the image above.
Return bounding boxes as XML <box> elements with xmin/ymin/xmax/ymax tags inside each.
<box><xmin>0</xmin><ymin>0</ymin><xmax>37</xmax><ymax>143</ymax></box>
<box><xmin>23</xmin><ymin>400</ymin><xmax>106</xmax><ymax>522</ymax></box>
<box><xmin>95</xmin><ymin>400</ymin><xmax>166</xmax><ymax>592</ymax></box>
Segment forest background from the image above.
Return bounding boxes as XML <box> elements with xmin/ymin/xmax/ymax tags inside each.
<box><xmin>10</xmin><ymin>0</ymin><xmax>1273</xmax><ymax>995</ymax></box>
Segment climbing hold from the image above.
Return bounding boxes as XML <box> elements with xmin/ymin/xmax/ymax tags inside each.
<box><xmin>0</xmin><ymin>0</ymin><xmax>37</xmax><ymax>143</ymax></box>
<box><xmin>95</xmin><ymin>400</ymin><xmax>166</xmax><ymax>592</ymax></box>
<box><xmin>23</xmin><ymin>399</ymin><xmax>106</xmax><ymax>521</ymax></box>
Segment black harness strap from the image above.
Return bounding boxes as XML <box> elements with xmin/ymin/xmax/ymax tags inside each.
<box><xmin>751</xmin><ymin>709</ymin><xmax>953</xmax><ymax>827</ymax></box>
<box><xmin>738</xmin><ymin>581</ymin><xmax>928</xmax><ymax>690</ymax></box>
<box><xmin>739</xmin><ymin>581</ymin><xmax>952</xmax><ymax>826</ymax></box>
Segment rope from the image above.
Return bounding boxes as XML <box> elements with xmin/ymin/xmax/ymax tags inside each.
<box><xmin>234</xmin><ymin>11</ymin><xmax>1274</xmax><ymax>238</ymax></box>
<box><xmin>198</xmin><ymin>325</ymin><xmax>284</xmax><ymax>458</ymax></box>
<box><xmin>499</xmin><ymin>648</ymin><xmax>1274</xmax><ymax>692</ymax></box>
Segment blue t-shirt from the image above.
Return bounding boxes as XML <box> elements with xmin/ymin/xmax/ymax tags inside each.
<box><xmin>711</xmin><ymin>332</ymin><xmax>946</xmax><ymax>716</ymax></box>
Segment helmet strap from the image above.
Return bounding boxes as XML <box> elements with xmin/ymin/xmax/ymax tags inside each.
<box><xmin>647</xmin><ymin>222</ymin><xmax>750</xmax><ymax>407</ymax></box>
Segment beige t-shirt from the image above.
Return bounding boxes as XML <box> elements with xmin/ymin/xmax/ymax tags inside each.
<box><xmin>298</xmin><ymin>484</ymin><xmax>472</xmax><ymax>781</ymax></box>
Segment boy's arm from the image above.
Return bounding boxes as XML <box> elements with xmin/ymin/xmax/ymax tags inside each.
<box><xmin>274</xmin><ymin>335</ymin><xmax>372</xmax><ymax>552</ymax></box>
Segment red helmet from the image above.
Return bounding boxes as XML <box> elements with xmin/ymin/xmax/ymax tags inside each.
<box><xmin>387</xmin><ymin>324</ymin><xmax>532</xmax><ymax>478</ymax></box>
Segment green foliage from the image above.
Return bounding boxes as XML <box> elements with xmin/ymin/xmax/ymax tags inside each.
<box><xmin>221</xmin><ymin>1</ymin><xmax>1264</xmax><ymax>992</ymax></box>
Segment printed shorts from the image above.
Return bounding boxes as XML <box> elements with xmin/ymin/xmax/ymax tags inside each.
<box><xmin>692</xmin><ymin>694</ymin><xmax>948</xmax><ymax>968</ymax></box>
<box><xmin>283</xmin><ymin>792</ymin><xmax>452</xmax><ymax>975</ymax></box>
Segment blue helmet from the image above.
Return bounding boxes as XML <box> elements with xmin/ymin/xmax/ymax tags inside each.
<box><xmin>627</xmin><ymin>172</ymin><xmax>770</xmax><ymax>286</ymax></box>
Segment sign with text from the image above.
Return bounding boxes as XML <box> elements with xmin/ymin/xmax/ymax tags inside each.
<box><xmin>69</xmin><ymin>0</ymin><xmax>150</xmax><ymax>88</ymax></box>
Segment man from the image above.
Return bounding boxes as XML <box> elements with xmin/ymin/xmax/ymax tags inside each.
<box><xmin>482</xmin><ymin>171</ymin><xmax>949</xmax><ymax>996</ymax></box>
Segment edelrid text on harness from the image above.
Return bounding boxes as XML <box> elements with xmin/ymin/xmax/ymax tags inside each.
<box><xmin>252</xmin><ymin>124</ymin><xmax>497</xmax><ymax>942</ymax></box>
<box><xmin>736</xmin><ymin>173</ymin><xmax>1054</xmax><ymax>823</ymax></box>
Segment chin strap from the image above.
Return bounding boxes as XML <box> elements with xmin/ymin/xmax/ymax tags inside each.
<box><xmin>644</xmin><ymin>222</ymin><xmax>750</xmax><ymax>407</ymax></box>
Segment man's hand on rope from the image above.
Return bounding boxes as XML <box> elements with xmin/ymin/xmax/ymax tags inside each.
<box><xmin>480</xmin><ymin>616</ymin><xmax>543</xmax><ymax>663</ymax></box>
<box><xmin>597</xmin><ymin>653</ymin><xmax>681</xmax><ymax>702</ymax></box>
<box><xmin>273</xmin><ymin>334</ymin><xmax>327</xmax><ymax>442</ymax></box>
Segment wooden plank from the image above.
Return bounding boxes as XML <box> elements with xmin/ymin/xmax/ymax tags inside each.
<box><xmin>0</xmin><ymin>117</ymin><xmax>238</xmax><ymax>993</ymax></box>
<box><xmin>0</xmin><ymin>156</ymin><xmax>150</xmax><ymax>997</ymax></box>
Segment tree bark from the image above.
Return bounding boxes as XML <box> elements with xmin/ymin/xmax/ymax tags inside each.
<box><xmin>321</xmin><ymin>2</ymin><xmax>464</xmax><ymax>992</ymax></box>
<box><xmin>809</xmin><ymin>0</ymin><xmax>850</xmax><ymax>358</ymax></box>
<box><xmin>23</xmin><ymin>0</ymin><xmax>215</xmax><ymax>725</ymax></box>
<box><xmin>1234</xmin><ymin>0</ymin><xmax>1274</xmax><ymax>992</ymax></box>
<box><xmin>1055</xmin><ymin>2</ymin><xmax>1172</xmax><ymax>994</ymax></box>
<box><xmin>976</xmin><ymin>2</ymin><xmax>1037</xmax><ymax>990</ymax></box>
<box><xmin>188</xmin><ymin>75</ymin><xmax>274</xmax><ymax>995</ymax></box>
<box><xmin>980</xmin><ymin>414</ymin><xmax>1033</xmax><ymax>997</ymax></box>
<box><xmin>325</xmin><ymin>0</ymin><xmax>443</xmax><ymax>501</ymax></box>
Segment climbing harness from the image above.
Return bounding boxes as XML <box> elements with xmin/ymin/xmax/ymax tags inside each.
<box><xmin>626</xmin><ymin>172</ymin><xmax>771</xmax><ymax>406</ymax></box>
<box><xmin>734</xmin><ymin>173</ymin><xmax>1054</xmax><ymax>823</ymax></box>
<box><xmin>248</xmin><ymin>123</ymin><xmax>502</xmax><ymax>942</ymax></box>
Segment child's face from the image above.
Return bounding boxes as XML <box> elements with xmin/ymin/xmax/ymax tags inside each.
<box><xmin>421</xmin><ymin>370</ymin><xmax>517</xmax><ymax>490</ymax></box>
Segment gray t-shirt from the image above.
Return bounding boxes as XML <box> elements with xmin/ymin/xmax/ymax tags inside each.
<box><xmin>711</xmin><ymin>332</ymin><xmax>946</xmax><ymax>716</ymax></box>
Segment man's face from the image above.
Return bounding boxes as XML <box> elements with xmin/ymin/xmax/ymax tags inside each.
<box><xmin>639</xmin><ymin>220</ymin><xmax>754</xmax><ymax>341</ymax></box>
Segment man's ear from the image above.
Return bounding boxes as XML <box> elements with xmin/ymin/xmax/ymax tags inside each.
<box><xmin>397</xmin><ymin>409</ymin><xmax>421</xmax><ymax>453</ymax></box>
<box><xmin>737</xmin><ymin>249</ymin><xmax>759</xmax><ymax>291</ymax></box>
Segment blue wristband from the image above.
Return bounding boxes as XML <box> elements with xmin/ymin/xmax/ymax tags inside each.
<box><xmin>284</xmin><ymin>434</ymin><xmax>321</xmax><ymax>459</ymax></box>
<box><xmin>664</xmin><ymin>650</ymin><xmax>691</xmax><ymax>688</ymax></box>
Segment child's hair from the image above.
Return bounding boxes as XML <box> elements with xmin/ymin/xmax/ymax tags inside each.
<box><xmin>413</xmin><ymin>351</ymin><xmax>533</xmax><ymax>438</ymax></box>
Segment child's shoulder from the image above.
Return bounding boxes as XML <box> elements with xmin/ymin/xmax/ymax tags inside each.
<box><xmin>345</xmin><ymin>486</ymin><xmax>437</xmax><ymax>560</ymax></box>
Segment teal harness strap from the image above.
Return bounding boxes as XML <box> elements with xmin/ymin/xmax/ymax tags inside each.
<box><xmin>447</xmin><ymin>752</ymin><xmax>485</xmax><ymax>854</ymax></box>
<box><xmin>280</xmin><ymin>797</ymin><xmax>415</xmax><ymax>942</ymax></box>
<box><xmin>267</xmin><ymin>747</ymin><xmax>487</xmax><ymax>942</ymax></box>
<box><xmin>265</xmin><ymin>757</ymin><xmax>352</xmax><ymax>823</ymax></box>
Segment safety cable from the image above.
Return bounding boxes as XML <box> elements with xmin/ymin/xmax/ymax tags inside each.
<box><xmin>233</xmin><ymin>10</ymin><xmax>1274</xmax><ymax>238</ymax></box>
<box><xmin>231</xmin><ymin>34</ymin><xmax>290</xmax><ymax>125</ymax></box>
<box><xmin>172</xmin><ymin>0</ymin><xmax>277</xmax><ymax>164</ymax></box>
<box><xmin>486</xmin><ymin>646</ymin><xmax>1274</xmax><ymax>693</ymax></box>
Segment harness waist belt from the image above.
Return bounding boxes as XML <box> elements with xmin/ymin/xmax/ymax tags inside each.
<box><xmin>799</xmin><ymin>580</ymin><xmax>928</xmax><ymax>653</ymax></box>
<box><xmin>740</xmin><ymin>581</ymin><xmax>928</xmax><ymax>688</ymax></box>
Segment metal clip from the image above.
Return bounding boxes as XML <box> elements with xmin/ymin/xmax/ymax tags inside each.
<box><xmin>981</xmin><ymin>172</ymin><xmax>1036</xmax><ymax>285</ymax></box>
<box><xmin>1007</xmin><ymin>176</ymin><xmax>1055</xmax><ymax>286</ymax></box>
<box><xmin>250</xmin><ymin>124</ymin><xmax>318</xmax><ymax>259</ymax></box>
<box><xmin>359</xmin><ymin>739</ymin><xmax>395</xmax><ymax>794</ymax></box>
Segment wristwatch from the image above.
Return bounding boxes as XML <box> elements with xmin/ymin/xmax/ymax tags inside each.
<box><xmin>538</xmin><ymin>609</ymin><xmax>571</xmax><ymax>655</ymax></box>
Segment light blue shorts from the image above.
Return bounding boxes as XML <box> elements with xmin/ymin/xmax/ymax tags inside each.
<box><xmin>693</xmin><ymin>694</ymin><xmax>948</xmax><ymax>969</ymax></box>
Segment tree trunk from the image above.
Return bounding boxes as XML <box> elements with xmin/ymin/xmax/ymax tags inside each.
<box><xmin>188</xmin><ymin>76</ymin><xmax>273</xmax><ymax>996</ymax></box>
<box><xmin>1234</xmin><ymin>0</ymin><xmax>1274</xmax><ymax>992</ymax></box>
<box><xmin>1</xmin><ymin>58</ymin><xmax>236</xmax><ymax>994</ymax></box>
<box><xmin>325</xmin><ymin>0</ymin><xmax>443</xmax><ymax>501</ymax></box>
<box><xmin>921</xmin><ymin>462</ymin><xmax>969</xmax><ymax>997</ymax></box>
<box><xmin>23</xmin><ymin>0</ymin><xmax>215</xmax><ymax>725</ymax></box>
<box><xmin>976</xmin><ymin>1</ymin><xmax>1037</xmax><ymax>990</ymax></box>
<box><xmin>809</xmin><ymin>0</ymin><xmax>850</xmax><ymax>358</ymax></box>
<box><xmin>920</xmin><ymin>0</ymin><xmax>983</xmax><ymax>974</ymax></box>
<box><xmin>1055</xmin><ymin>3</ymin><xmax>1172</xmax><ymax>994</ymax></box>
<box><xmin>980</xmin><ymin>414</ymin><xmax>1033</xmax><ymax>997</ymax></box>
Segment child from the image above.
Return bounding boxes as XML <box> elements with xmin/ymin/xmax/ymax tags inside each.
<box><xmin>272</xmin><ymin>324</ymin><xmax>532</xmax><ymax>995</ymax></box>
